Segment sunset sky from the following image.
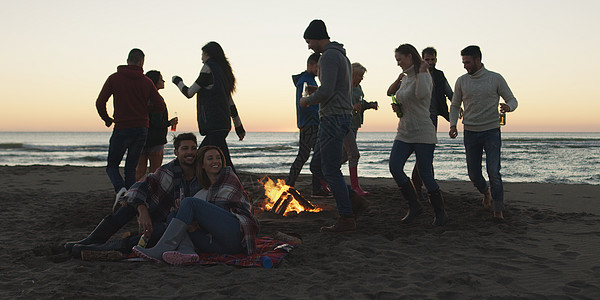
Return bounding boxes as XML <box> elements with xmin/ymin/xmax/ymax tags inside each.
<box><xmin>1</xmin><ymin>0</ymin><xmax>598</xmax><ymax>133</ymax></box>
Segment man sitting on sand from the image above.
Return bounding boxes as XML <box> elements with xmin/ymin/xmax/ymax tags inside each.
<box><xmin>64</xmin><ymin>133</ymin><xmax>201</xmax><ymax>257</ymax></box>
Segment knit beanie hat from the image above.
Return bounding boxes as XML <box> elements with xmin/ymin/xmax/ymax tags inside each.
<box><xmin>303</xmin><ymin>19</ymin><xmax>329</xmax><ymax>40</ymax></box>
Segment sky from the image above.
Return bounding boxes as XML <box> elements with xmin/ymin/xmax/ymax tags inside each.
<box><xmin>1</xmin><ymin>0</ymin><xmax>599</xmax><ymax>133</ymax></box>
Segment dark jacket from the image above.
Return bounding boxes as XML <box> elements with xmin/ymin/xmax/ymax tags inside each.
<box><xmin>429</xmin><ymin>68</ymin><xmax>453</xmax><ymax>121</ymax></box>
<box><xmin>292</xmin><ymin>71</ymin><xmax>319</xmax><ymax>128</ymax></box>
<box><xmin>195</xmin><ymin>59</ymin><xmax>231</xmax><ymax>135</ymax></box>
<box><xmin>145</xmin><ymin>109</ymin><xmax>170</xmax><ymax>147</ymax></box>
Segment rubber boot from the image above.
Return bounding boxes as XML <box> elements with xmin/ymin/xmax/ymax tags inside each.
<box><xmin>399</xmin><ymin>180</ymin><xmax>423</xmax><ymax>224</ymax></box>
<box><xmin>132</xmin><ymin>218</ymin><xmax>188</xmax><ymax>262</ymax></box>
<box><xmin>71</xmin><ymin>232</ymin><xmax>142</xmax><ymax>259</ymax></box>
<box><xmin>162</xmin><ymin>234</ymin><xmax>199</xmax><ymax>265</ymax></box>
<box><xmin>349</xmin><ymin>166</ymin><xmax>369</xmax><ymax>196</ymax></box>
<box><xmin>429</xmin><ymin>189</ymin><xmax>448</xmax><ymax>226</ymax></box>
<box><xmin>72</xmin><ymin>237</ymin><xmax>131</xmax><ymax>259</ymax></box>
<box><xmin>64</xmin><ymin>215</ymin><xmax>120</xmax><ymax>253</ymax></box>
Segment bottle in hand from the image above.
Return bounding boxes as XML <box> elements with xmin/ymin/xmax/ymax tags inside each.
<box><xmin>391</xmin><ymin>95</ymin><xmax>403</xmax><ymax>118</ymax></box>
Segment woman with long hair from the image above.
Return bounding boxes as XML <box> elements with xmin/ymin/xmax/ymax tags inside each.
<box><xmin>135</xmin><ymin>70</ymin><xmax>178</xmax><ymax>180</ymax></box>
<box><xmin>133</xmin><ymin>145</ymin><xmax>259</xmax><ymax>264</ymax></box>
<box><xmin>388</xmin><ymin>44</ymin><xmax>448</xmax><ymax>226</ymax></box>
<box><xmin>172</xmin><ymin>41</ymin><xmax>245</xmax><ymax>173</ymax></box>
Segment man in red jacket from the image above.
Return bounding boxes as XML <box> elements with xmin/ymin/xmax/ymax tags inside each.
<box><xmin>96</xmin><ymin>48</ymin><xmax>166</xmax><ymax>210</ymax></box>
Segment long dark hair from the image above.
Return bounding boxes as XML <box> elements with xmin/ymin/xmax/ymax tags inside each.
<box><xmin>395</xmin><ymin>44</ymin><xmax>422</xmax><ymax>71</ymax></box>
<box><xmin>195</xmin><ymin>145</ymin><xmax>226</xmax><ymax>189</ymax></box>
<box><xmin>202</xmin><ymin>41</ymin><xmax>236</xmax><ymax>96</ymax></box>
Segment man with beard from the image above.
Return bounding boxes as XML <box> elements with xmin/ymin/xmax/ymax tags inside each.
<box><xmin>64</xmin><ymin>133</ymin><xmax>201</xmax><ymax>258</ymax></box>
<box><xmin>449</xmin><ymin>45</ymin><xmax>518</xmax><ymax>220</ymax></box>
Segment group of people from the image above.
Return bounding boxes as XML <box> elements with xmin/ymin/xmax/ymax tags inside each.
<box><xmin>71</xmin><ymin>18</ymin><xmax>518</xmax><ymax>263</ymax></box>
<box><xmin>291</xmin><ymin>19</ymin><xmax>517</xmax><ymax>231</ymax></box>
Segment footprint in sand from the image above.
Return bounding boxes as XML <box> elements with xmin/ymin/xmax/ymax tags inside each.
<box><xmin>560</xmin><ymin>251</ymin><xmax>580</xmax><ymax>259</ymax></box>
<box><xmin>553</xmin><ymin>243</ymin><xmax>569</xmax><ymax>251</ymax></box>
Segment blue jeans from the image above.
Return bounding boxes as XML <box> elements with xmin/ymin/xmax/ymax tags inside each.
<box><xmin>310</xmin><ymin>114</ymin><xmax>354</xmax><ymax>217</ymax></box>
<box><xmin>464</xmin><ymin>128</ymin><xmax>504</xmax><ymax>211</ymax></box>
<box><xmin>200</xmin><ymin>130</ymin><xmax>235</xmax><ymax>173</ymax></box>
<box><xmin>175</xmin><ymin>197</ymin><xmax>244</xmax><ymax>254</ymax></box>
<box><xmin>389</xmin><ymin>140</ymin><xmax>439</xmax><ymax>193</ymax></box>
<box><xmin>111</xmin><ymin>205</ymin><xmax>167</xmax><ymax>247</ymax></box>
<box><xmin>286</xmin><ymin>125</ymin><xmax>318</xmax><ymax>187</ymax></box>
<box><xmin>106</xmin><ymin>127</ymin><xmax>148</xmax><ymax>192</ymax></box>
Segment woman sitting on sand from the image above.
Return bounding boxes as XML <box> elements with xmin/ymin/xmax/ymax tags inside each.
<box><xmin>388</xmin><ymin>44</ymin><xmax>448</xmax><ymax>226</ymax></box>
<box><xmin>133</xmin><ymin>145</ymin><xmax>259</xmax><ymax>265</ymax></box>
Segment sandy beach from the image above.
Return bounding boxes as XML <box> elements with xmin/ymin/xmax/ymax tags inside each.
<box><xmin>1</xmin><ymin>165</ymin><xmax>599</xmax><ymax>299</ymax></box>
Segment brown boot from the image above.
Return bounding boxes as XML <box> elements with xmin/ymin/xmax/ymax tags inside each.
<box><xmin>320</xmin><ymin>216</ymin><xmax>356</xmax><ymax>232</ymax></box>
<box><xmin>350</xmin><ymin>192</ymin><xmax>370</xmax><ymax>220</ymax></box>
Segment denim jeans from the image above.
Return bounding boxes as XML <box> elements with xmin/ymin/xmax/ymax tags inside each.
<box><xmin>464</xmin><ymin>128</ymin><xmax>504</xmax><ymax>211</ymax></box>
<box><xmin>111</xmin><ymin>205</ymin><xmax>167</xmax><ymax>247</ymax></box>
<box><xmin>200</xmin><ymin>130</ymin><xmax>235</xmax><ymax>174</ymax></box>
<box><xmin>286</xmin><ymin>125</ymin><xmax>318</xmax><ymax>186</ymax></box>
<box><xmin>106</xmin><ymin>127</ymin><xmax>148</xmax><ymax>192</ymax></box>
<box><xmin>389</xmin><ymin>139</ymin><xmax>439</xmax><ymax>193</ymax></box>
<box><xmin>175</xmin><ymin>197</ymin><xmax>244</xmax><ymax>254</ymax></box>
<box><xmin>310</xmin><ymin>114</ymin><xmax>354</xmax><ymax>217</ymax></box>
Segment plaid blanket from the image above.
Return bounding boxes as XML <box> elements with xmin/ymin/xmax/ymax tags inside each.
<box><xmin>192</xmin><ymin>236</ymin><xmax>296</xmax><ymax>268</ymax></box>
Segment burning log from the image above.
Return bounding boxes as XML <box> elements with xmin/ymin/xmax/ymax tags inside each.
<box><xmin>271</xmin><ymin>193</ymin><xmax>286</xmax><ymax>213</ymax></box>
<box><xmin>288</xmin><ymin>187</ymin><xmax>314</xmax><ymax>210</ymax></box>
<box><xmin>275</xmin><ymin>195</ymin><xmax>293</xmax><ymax>216</ymax></box>
<box><xmin>260</xmin><ymin>176</ymin><xmax>322</xmax><ymax>216</ymax></box>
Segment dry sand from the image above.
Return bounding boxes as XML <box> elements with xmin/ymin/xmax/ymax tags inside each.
<box><xmin>1</xmin><ymin>165</ymin><xmax>599</xmax><ymax>299</ymax></box>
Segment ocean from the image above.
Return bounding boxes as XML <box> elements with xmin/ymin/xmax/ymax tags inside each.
<box><xmin>0</xmin><ymin>132</ymin><xmax>598</xmax><ymax>185</ymax></box>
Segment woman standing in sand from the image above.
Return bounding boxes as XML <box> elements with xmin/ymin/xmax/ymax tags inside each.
<box><xmin>388</xmin><ymin>44</ymin><xmax>448</xmax><ymax>226</ymax></box>
<box><xmin>133</xmin><ymin>145</ymin><xmax>259</xmax><ymax>265</ymax></box>
<box><xmin>136</xmin><ymin>70</ymin><xmax>178</xmax><ymax>180</ymax></box>
<box><xmin>171</xmin><ymin>41</ymin><xmax>245</xmax><ymax>173</ymax></box>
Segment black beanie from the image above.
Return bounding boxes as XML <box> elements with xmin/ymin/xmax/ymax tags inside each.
<box><xmin>303</xmin><ymin>19</ymin><xmax>329</xmax><ymax>40</ymax></box>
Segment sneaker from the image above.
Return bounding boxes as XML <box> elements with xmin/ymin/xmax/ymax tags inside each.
<box><xmin>312</xmin><ymin>188</ymin><xmax>332</xmax><ymax>198</ymax></box>
<box><xmin>320</xmin><ymin>217</ymin><xmax>356</xmax><ymax>232</ymax></box>
<box><xmin>113</xmin><ymin>187</ymin><xmax>127</xmax><ymax>212</ymax></box>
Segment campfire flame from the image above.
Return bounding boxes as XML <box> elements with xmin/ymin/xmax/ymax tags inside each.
<box><xmin>260</xmin><ymin>176</ymin><xmax>322</xmax><ymax>216</ymax></box>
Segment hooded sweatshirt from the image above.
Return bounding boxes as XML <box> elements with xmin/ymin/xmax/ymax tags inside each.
<box><xmin>96</xmin><ymin>65</ymin><xmax>166</xmax><ymax>129</ymax></box>
<box><xmin>304</xmin><ymin>42</ymin><xmax>353</xmax><ymax>118</ymax></box>
<box><xmin>292</xmin><ymin>71</ymin><xmax>319</xmax><ymax>128</ymax></box>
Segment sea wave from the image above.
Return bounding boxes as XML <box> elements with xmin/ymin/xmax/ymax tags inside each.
<box><xmin>0</xmin><ymin>143</ymin><xmax>24</xmax><ymax>149</ymax></box>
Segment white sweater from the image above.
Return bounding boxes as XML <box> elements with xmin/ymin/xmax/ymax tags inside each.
<box><xmin>450</xmin><ymin>66</ymin><xmax>518</xmax><ymax>132</ymax></box>
<box><xmin>394</xmin><ymin>66</ymin><xmax>437</xmax><ymax>144</ymax></box>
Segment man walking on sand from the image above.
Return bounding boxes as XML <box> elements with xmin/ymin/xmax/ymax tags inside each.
<box><xmin>411</xmin><ymin>47</ymin><xmax>455</xmax><ymax>201</ymax></box>
<box><xmin>96</xmin><ymin>48</ymin><xmax>166</xmax><ymax>210</ymax></box>
<box><xmin>449</xmin><ymin>45</ymin><xmax>518</xmax><ymax>220</ymax></box>
<box><xmin>64</xmin><ymin>133</ymin><xmax>201</xmax><ymax>258</ymax></box>
<box><xmin>286</xmin><ymin>53</ymin><xmax>323</xmax><ymax>191</ymax></box>
<box><xmin>299</xmin><ymin>19</ymin><xmax>368</xmax><ymax>232</ymax></box>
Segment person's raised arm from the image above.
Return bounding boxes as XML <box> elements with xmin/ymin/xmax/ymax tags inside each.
<box><xmin>387</xmin><ymin>73</ymin><xmax>404</xmax><ymax>96</ymax></box>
